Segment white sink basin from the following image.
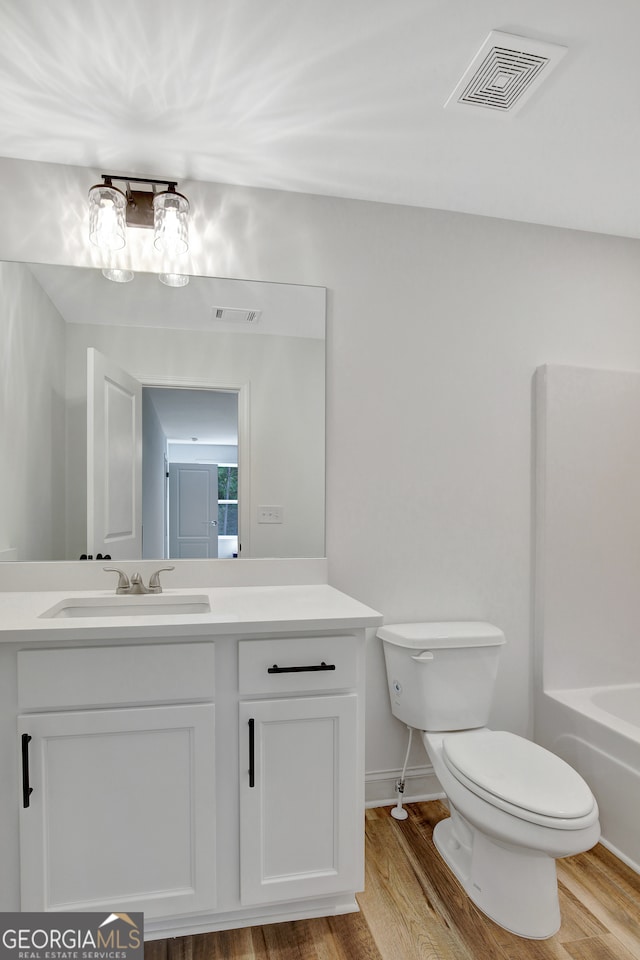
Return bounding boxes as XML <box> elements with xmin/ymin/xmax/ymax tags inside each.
<box><xmin>40</xmin><ymin>594</ymin><xmax>213</xmax><ymax>619</ymax></box>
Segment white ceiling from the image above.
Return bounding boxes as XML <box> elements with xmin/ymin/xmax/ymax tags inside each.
<box><xmin>146</xmin><ymin>387</ymin><xmax>238</xmax><ymax>444</ymax></box>
<box><xmin>1</xmin><ymin>0</ymin><xmax>639</xmax><ymax>239</ymax></box>
<box><xmin>28</xmin><ymin>264</ymin><xmax>326</xmax><ymax>337</ymax></box>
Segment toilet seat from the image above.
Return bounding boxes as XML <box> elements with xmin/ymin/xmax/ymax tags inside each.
<box><xmin>442</xmin><ymin>730</ymin><xmax>598</xmax><ymax>830</ymax></box>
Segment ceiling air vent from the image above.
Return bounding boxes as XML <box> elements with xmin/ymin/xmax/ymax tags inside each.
<box><xmin>445</xmin><ymin>31</ymin><xmax>567</xmax><ymax>116</ymax></box>
<box><xmin>211</xmin><ymin>306</ymin><xmax>262</xmax><ymax>324</ymax></box>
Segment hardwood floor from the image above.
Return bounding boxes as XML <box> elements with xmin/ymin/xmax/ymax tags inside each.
<box><xmin>144</xmin><ymin>801</ymin><xmax>640</xmax><ymax>960</ymax></box>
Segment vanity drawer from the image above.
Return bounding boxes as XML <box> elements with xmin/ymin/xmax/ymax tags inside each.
<box><xmin>238</xmin><ymin>635</ymin><xmax>358</xmax><ymax>694</ymax></box>
<box><xmin>18</xmin><ymin>642</ymin><xmax>215</xmax><ymax>710</ymax></box>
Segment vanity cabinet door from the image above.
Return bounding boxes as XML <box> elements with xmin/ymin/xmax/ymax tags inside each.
<box><xmin>19</xmin><ymin>703</ymin><xmax>216</xmax><ymax>918</ymax></box>
<box><xmin>239</xmin><ymin>694</ymin><xmax>360</xmax><ymax>905</ymax></box>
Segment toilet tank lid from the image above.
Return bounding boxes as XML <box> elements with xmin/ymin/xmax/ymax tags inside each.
<box><xmin>377</xmin><ymin>621</ymin><xmax>505</xmax><ymax>649</ymax></box>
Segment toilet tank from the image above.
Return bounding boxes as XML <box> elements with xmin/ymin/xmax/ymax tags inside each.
<box><xmin>378</xmin><ymin>621</ymin><xmax>506</xmax><ymax>731</ymax></box>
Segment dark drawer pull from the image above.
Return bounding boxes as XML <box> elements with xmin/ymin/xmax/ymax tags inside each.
<box><xmin>267</xmin><ymin>661</ymin><xmax>336</xmax><ymax>674</ymax></box>
<box><xmin>248</xmin><ymin>718</ymin><xmax>255</xmax><ymax>788</ymax></box>
<box><xmin>21</xmin><ymin>733</ymin><xmax>33</xmax><ymax>808</ymax></box>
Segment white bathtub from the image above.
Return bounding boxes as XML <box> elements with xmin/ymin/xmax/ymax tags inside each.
<box><xmin>538</xmin><ymin>684</ymin><xmax>640</xmax><ymax>874</ymax></box>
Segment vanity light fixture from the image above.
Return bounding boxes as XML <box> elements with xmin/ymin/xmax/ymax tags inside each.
<box><xmin>101</xmin><ymin>268</ymin><xmax>134</xmax><ymax>283</ymax></box>
<box><xmin>159</xmin><ymin>272</ymin><xmax>190</xmax><ymax>287</ymax></box>
<box><xmin>88</xmin><ymin>179</ymin><xmax>126</xmax><ymax>251</ymax></box>
<box><xmin>88</xmin><ymin>174</ymin><xmax>190</xmax><ymax>259</ymax></box>
<box><xmin>153</xmin><ymin>188</ymin><xmax>190</xmax><ymax>257</ymax></box>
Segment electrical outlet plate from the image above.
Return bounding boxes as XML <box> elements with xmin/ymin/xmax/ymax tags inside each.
<box><xmin>257</xmin><ymin>505</ymin><xmax>283</xmax><ymax>524</ymax></box>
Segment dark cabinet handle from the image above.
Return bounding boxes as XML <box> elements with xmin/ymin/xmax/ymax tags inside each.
<box><xmin>21</xmin><ymin>734</ymin><xmax>33</xmax><ymax>808</ymax></box>
<box><xmin>267</xmin><ymin>661</ymin><xmax>336</xmax><ymax>674</ymax></box>
<box><xmin>248</xmin><ymin>719</ymin><xmax>255</xmax><ymax>788</ymax></box>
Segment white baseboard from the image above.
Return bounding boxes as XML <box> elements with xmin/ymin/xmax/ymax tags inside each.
<box><xmin>365</xmin><ymin>764</ymin><xmax>444</xmax><ymax>808</ymax></box>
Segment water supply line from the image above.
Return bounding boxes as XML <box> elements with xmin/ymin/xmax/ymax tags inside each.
<box><xmin>391</xmin><ymin>725</ymin><xmax>413</xmax><ymax>820</ymax></box>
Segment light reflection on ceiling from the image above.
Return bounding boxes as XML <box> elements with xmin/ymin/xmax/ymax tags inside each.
<box><xmin>1</xmin><ymin>0</ymin><xmax>640</xmax><ymax>238</ymax></box>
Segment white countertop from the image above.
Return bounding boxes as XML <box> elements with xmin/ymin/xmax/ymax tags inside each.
<box><xmin>0</xmin><ymin>584</ymin><xmax>382</xmax><ymax>642</ymax></box>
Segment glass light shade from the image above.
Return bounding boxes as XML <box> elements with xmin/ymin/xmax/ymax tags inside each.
<box><xmin>153</xmin><ymin>189</ymin><xmax>189</xmax><ymax>256</ymax></box>
<box><xmin>88</xmin><ymin>183</ymin><xmax>127</xmax><ymax>251</ymax></box>
<box><xmin>159</xmin><ymin>272</ymin><xmax>189</xmax><ymax>287</ymax></box>
<box><xmin>102</xmin><ymin>268</ymin><xmax>134</xmax><ymax>283</ymax></box>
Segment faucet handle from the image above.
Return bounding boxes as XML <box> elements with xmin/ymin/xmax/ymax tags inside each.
<box><xmin>103</xmin><ymin>567</ymin><xmax>131</xmax><ymax>594</ymax></box>
<box><xmin>148</xmin><ymin>566</ymin><xmax>175</xmax><ymax>593</ymax></box>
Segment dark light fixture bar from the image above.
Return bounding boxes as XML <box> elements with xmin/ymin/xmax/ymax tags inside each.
<box><xmin>97</xmin><ymin>175</ymin><xmax>183</xmax><ymax>230</ymax></box>
<box><xmin>88</xmin><ymin>173</ymin><xmax>190</xmax><ymax>251</ymax></box>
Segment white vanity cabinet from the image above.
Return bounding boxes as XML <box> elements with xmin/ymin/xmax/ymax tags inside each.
<box><xmin>0</xmin><ymin>582</ymin><xmax>381</xmax><ymax>939</ymax></box>
<box><xmin>238</xmin><ymin>635</ymin><xmax>361</xmax><ymax>905</ymax></box>
<box><xmin>17</xmin><ymin>641</ymin><xmax>217</xmax><ymax>919</ymax></box>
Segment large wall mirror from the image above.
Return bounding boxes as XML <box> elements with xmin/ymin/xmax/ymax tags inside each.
<box><xmin>0</xmin><ymin>261</ymin><xmax>325</xmax><ymax>563</ymax></box>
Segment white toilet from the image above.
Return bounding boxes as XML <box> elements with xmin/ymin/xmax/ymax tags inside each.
<box><xmin>378</xmin><ymin>621</ymin><xmax>600</xmax><ymax>939</ymax></box>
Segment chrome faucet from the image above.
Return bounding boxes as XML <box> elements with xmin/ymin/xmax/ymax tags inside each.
<box><xmin>128</xmin><ymin>572</ymin><xmax>149</xmax><ymax>595</ymax></box>
<box><xmin>147</xmin><ymin>567</ymin><xmax>175</xmax><ymax>594</ymax></box>
<box><xmin>104</xmin><ymin>566</ymin><xmax>175</xmax><ymax>595</ymax></box>
<box><xmin>103</xmin><ymin>567</ymin><xmax>131</xmax><ymax>594</ymax></box>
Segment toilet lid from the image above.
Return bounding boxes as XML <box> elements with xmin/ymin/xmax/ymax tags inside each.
<box><xmin>443</xmin><ymin>730</ymin><xmax>595</xmax><ymax>820</ymax></box>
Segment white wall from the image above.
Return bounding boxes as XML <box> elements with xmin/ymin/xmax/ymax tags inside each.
<box><xmin>168</xmin><ymin>443</ymin><xmax>237</xmax><ymax>463</ymax></box>
<box><xmin>142</xmin><ymin>388</ymin><xmax>167</xmax><ymax>559</ymax></box>
<box><xmin>0</xmin><ymin>261</ymin><xmax>67</xmax><ymax>560</ymax></box>
<box><xmin>3</xmin><ymin>158</ymin><xmax>640</xmax><ymax>791</ymax></box>
<box><xmin>535</xmin><ymin>364</ymin><xmax>640</xmax><ymax>692</ymax></box>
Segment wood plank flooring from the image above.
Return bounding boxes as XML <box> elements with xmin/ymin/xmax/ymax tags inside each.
<box><xmin>144</xmin><ymin>801</ymin><xmax>640</xmax><ymax>960</ymax></box>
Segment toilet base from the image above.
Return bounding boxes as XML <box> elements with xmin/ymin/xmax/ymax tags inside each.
<box><xmin>433</xmin><ymin>810</ymin><xmax>561</xmax><ymax>939</ymax></box>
